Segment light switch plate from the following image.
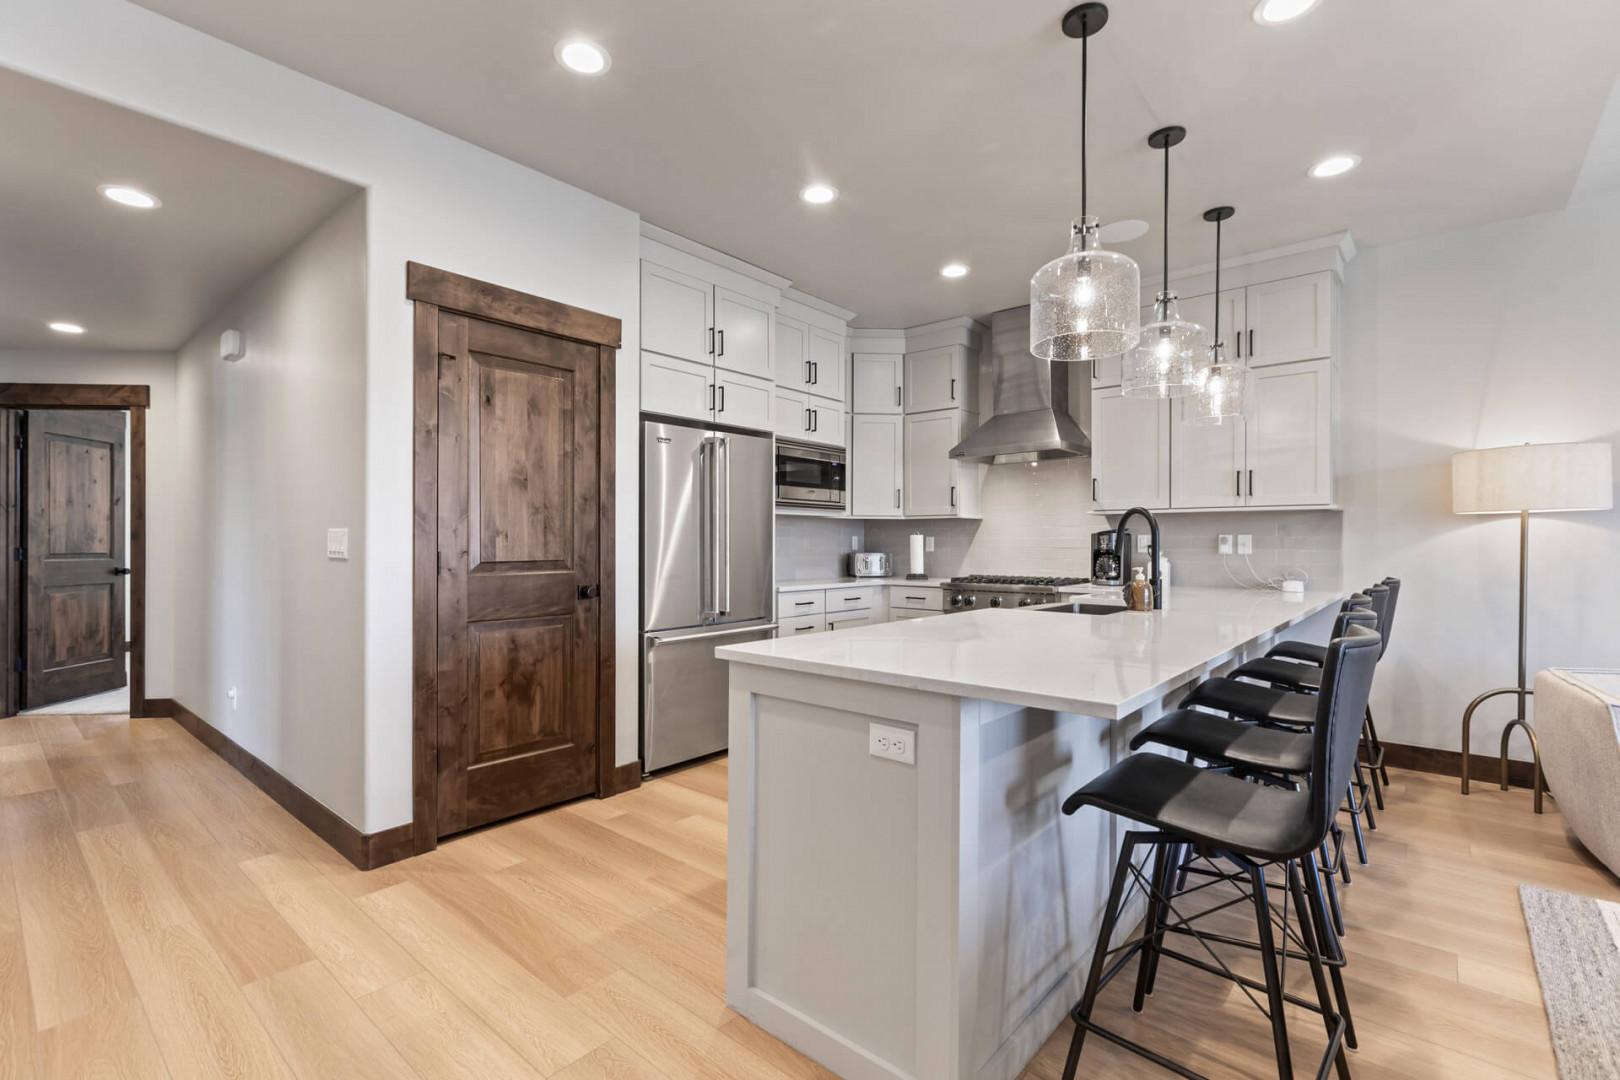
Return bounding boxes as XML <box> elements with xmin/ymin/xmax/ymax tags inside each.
<box><xmin>326</xmin><ymin>528</ymin><xmax>349</xmax><ymax>560</ymax></box>
<box><xmin>868</xmin><ymin>722</ymin><xmax>916</xmax><ymax>765</ymax></box>
<box><xmin>1217</xmin><ymin>534</ymin><xmax>1235</xmax><ymax>555</ymax></box>
<box><xmin>1237</xmin><ymin>534</ymin><xmax>1254</xmax><ymax>555</ymax></box>
<box><xmin>925</xmin><ymin>536</ymin><xmax>935</xmax><ymax>553</ymax></box>
<box><xmin>1135</xmin><ymin>533</ymin><xmax>1152</xmax><ymax>554</ymax></box>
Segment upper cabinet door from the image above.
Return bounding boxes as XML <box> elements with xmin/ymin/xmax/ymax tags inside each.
<box><xmin>714</xmin><ymin>287</ymin><xmax>773</xmax><ymax>380</ymax></box>
<box><xmin>642</xmin><ymin>262</ymin><xmax>714</xmax><ymax>366</ymax></box>
<box><xmin>1245</xmin><ymin>358</ymin><xmax>1333</xmax><ymax>506</ymax></box>
<box><xmin>1171</xmin><ymin>397</ymin><xmax>1245</xmax><ymax>509</ymax></box>
<box><xmin>775</xmin><ymin>313</ymin><xmax>811</xmax><ymax>394</ymax></box>
<box><xmin>801</xmin><ymin>402</ymin><xmax>845</xmax><ymax>450</ymax></box>
<box><xmin>903</xmin><ymin>411</ymin><xmax>961</xmax><ymax>517</ymax></box>
<box><xmin>1091</xmin><ymin>351</ymin><xmax>1123</xmax><ymax>388</ymax></box>
<box><xmin>1178</xmin><ymin>289</ymin><xmax>1244</xmax><ymax>360</ymax></box>
<box><xmin>850</xmin><ymin>414</ymin><xmax>904</xmax><ymax>517</ymax></box>
<box><xmin>904</xmin><ymin>346</ymin><xmax>973</xmax><ymax>413</ymax></box>
<box><xmin>807</xmin><ymin>327</ymin><xmax>847</xmax><ymax>405</ymax></box>
<box><xmin>1091</xmin><ymin>387</ymin><xmax>1170</xmax><ymax>511</ymax></box>
<box><xmin>1244</xmin><ymin>272</ymin><xmax>1332</xmax><ymax>367</ymax></box>
<box><xmin>772</xmin><ymin>385</ymin><xmax>811</xmax><ymax>442</ymax></box>
<box><xmin>852</xmin><ymin>353</ymin><xmax>904</xmax><ymax>413</ymax></box>
<box><xmin>641</xmin><ymin>352</ymin><xmax>713</xmax><ymax>425</ymax></box>
<box><xmin>713</xmin><ymin>370</ymin><xmax>773</xmax><ymax>434</ymax></box>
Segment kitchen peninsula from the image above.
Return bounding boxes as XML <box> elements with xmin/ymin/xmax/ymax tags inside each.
<box><xmin>717</xmin><ymin>586</ymin><xmax>1342</xmax><ymax>1080</ymax></box>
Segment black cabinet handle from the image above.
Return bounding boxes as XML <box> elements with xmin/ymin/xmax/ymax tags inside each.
<box><xmin>708</xmin><ymin>327</ymin><xmax>715</xmax><ymax>355</ymax></box>
<box><xmin>1236</xmin><ymin>469</ymin><xmax>1241</xmax><ymax>497</ymax></box>
<box><xmin>895</xmin><ymin>488</ymin><xmax>901</xmax><ymax>509</ymax></box>
<box><xmin>810</xmin><ymin>361</ymin><xmax>818</xmax><ymax>385</ymax></box>
<box><xmin>1248</xmin><ymin>329</ymin><xmax>1255</xmax><ymax>357</ymax></box>
<box><xmin>1248</xmin><ymin>469</ymin><xmax>1254</xmax><ymax>496</ymax></box>
<box><xmin>805</xmin><ymin>361</ymin><xmax>812</xmax><ymax>384</ymax></box>
<box><xmin>717</xmin><ymin>329</ymin><xmax>725</xmax><ymax>356</ymax></box>
<box><xmin>895</xmin><ymin>385</ymin><xmax>901</xmax><ymax>407</ymax></box>
<box><xmin>811</xmin><ymin>409</ymin><xmax>818</xmax><ymax>432</ymax></box>
<box><xmin>1092</xmin><ymin>478</ymin><xmax>1099</xmax><ymax>501</ymax></box>
<box><xmin>578</xmin><ymin>583</ymin><xmax>600</xmax><ymax>599</ymax></box>
<box><xmin>717</xmin><ymin>385</ymin><xmax>726</xmax><ymax>412</ymax></box>
<box><xmin>794</xmin><ymin>600</ymin><xmax>814</xmax><ymax>607</ymax></box>
<box><xmin>950</xmin><ymin>377</ymin><xmax>956</xmax><ymax>401</ymax></box>
<box><xmin>804</xmin><ymin>408</ymin><xmax>812</xmax><ymax>431</ymax></box>
<box><xmin>950</xmin><ymin>485</ymin><xmax>956</xmax><ymax>508</ymax></box>
<box><xmin>708</xmin><ymin>384</ymin><xmax>715</xmax><ymax>411</ymax></box>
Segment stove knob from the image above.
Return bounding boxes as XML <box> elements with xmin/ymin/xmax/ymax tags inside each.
<box><xmin>1018</xmin><ymin>597</ymin><xmax>1033</xmax><ymax>607</ymax></box>
<box><xmin>990</xmin><ymin>596</ymin><xmax>1003</xmax><ymax>608</ymax></box>
<box><xmin>950</xmin><ymin>594</ymin><xmax>964</xmax><ymax>607</ymax></box>
<box><xmin>963</xmin><ymin>595</ymin><xmax>976</xmax><ymax>607</ymax></box>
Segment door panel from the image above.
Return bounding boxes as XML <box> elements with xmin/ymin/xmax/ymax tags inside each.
<box><xmin>713</xmin><ymin>370</ymin><xmax>773</xmax><ymax>433</ymax></box>
<box><xmin>642</xmin><ymin>420</ymin><xmax>708</xmax><ymax>633</ymax></box>
<box><xmin>714</xmin><ymin>431</ymin><xmax>774</xmax><ymax>626</ymax></box>
<box><xmin>643</xmin><ymin>622</ymin><xmax>774</xmax><ymax>772</ymax></box>
<box><xmin>1246</xmin><ymin>359</ymin><xmax>1333</xmax><ymax>506</ymax></box>
<box><xmin>775</xmin><ymin>313</ymin><xmax>810</xmax><ymax>394</ymax></box>
<box><xmin>1091</xmin><ymin>389</ymin><xmax>1170</xmax><ymax>511</ymax></box>
<box><xmin>1171</xmin><ymin>397</ymin><xmax>1245</xmax><ymax>509</ymax></box>
<box><xmin>641</xmin><ymin>261</ymin><xmax>713</xmax><ymax>365</ymax></box>
<box><xmin>851</xmin><ymin>414</ymin><xmax>903</xmax><ymax>517</ymax></box>
<box><xmin>641</xmin><ymin>352</ymin><xmax>713</xmax><ymax>424</ymax></box>
<box><xmin>714</xmin><ymin>287</ymin><xmax>772</xmax><ymax>380</ymax></box>
<box><xmin>1245</xmin><ymin>273</ymin><xmax>1331</xmax><ymax>367</ymax></box>
<box><xmin>24</xmin><ymin>410</ymin><xmax>127</xmax><ymax>708</ymax></box>
<box><xmin>437</xmin><ymin>312</ymin><xmax>601</xmax><ymax>836</ymax></box>
<box><xmin>852</xmin><ymin>354</ymin><xmax>903</xmax><ymax>413</ymax></box>
<box><xmin>807</xmin><ymin>327</ymin><xmax>846</xmax><ymax>403</ymax></box>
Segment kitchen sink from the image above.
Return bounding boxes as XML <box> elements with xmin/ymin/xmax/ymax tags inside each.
<box><xmin>1039</xmin><ymin>601</ymin><xmax>1128</xmax><ymax>616</ymax></box>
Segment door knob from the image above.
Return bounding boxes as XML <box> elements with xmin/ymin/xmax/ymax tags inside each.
<box><xmin>578</xmin><ymin>583</ymin><xmax>600</xmax><ymax>599</ymax></box>
<box><xmin>111</xmin><ymin>567</ymin><xmax>133</xmax><ymax>576</ymax></box>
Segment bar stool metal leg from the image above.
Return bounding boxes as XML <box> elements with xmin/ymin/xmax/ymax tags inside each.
<box><xmin>1288</xmin><ymin>858</ymin><xmax>1352</xmax><ymax>1080</ymax></box>
<box><xmin>1247</xmin><ymin>862</ymin><xmax>1294</xmax><ymax>1080</ymax></box>
<box><xmin>1063</xmin><ymin>834</ymin><xmax>1142</xmax><ymax>1080</ymax></box>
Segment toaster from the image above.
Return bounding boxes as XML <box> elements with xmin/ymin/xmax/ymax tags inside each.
<box><xmin>847</xmin><ymin>552</ymin><xmax>892</xmax><ymax>578</ymax></box>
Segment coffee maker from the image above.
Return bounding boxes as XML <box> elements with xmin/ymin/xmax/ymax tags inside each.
<box><xmin>1091</xmin><ymin>529</ymin><xmax>1131</xmax><ymax>587</ymax></box>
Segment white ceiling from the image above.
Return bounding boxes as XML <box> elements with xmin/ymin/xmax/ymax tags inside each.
<box><xmin>129</xmin><ymin>0</ymin><xmax>1619</xmax><ymax>328</ymax></box>
<box><xmin>0</xmin><ymin>68</ymin><xmax>359</xmax><ymax>351</ymax></box>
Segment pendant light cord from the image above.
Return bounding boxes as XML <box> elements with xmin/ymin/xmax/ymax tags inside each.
<box><xmin>1213</xmin><ymin>218</ymin><xmax>1222</xmax><ymax>345</ymax></box>
<box><xmin>1161</xmin><ymin>142</ymin><xmax>1170</xmax><ymax>297</ymax></box>
<box><xmin>1080</xmin><ymin>25</ymin><xmax>1089</xmax><ymax>223</ymax></box>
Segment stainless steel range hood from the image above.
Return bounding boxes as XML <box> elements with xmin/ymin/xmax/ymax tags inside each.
<box><xmin>949</xmin><ymin>306</ymin><xmax>1090</xmax><ymax>465</ymax></box>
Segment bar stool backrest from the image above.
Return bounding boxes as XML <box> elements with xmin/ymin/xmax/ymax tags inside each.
<box><xmin>1379</xmin><ymin>577</ymin><xmax>1401</xmax><ymax>654</ymax></box>
<box><xmin>1303</xmin><ymin>624</ymin><xmax>1382</xmax><ymax>855</ymax></box>
<box><xmin>1331</xmin><ymin>607</ymin><xmax>1377</xmax><ymax>640</ymax></box>
<box><xmin>1363</xmin><ymin>583</ymin><xmax>1393</xmax><ymax>660</ymax></box>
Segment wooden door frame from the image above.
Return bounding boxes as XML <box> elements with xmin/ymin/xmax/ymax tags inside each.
<box><xmin>0</xmin><ymin>383</ymin><xmax>150</xmax><ymax>720</ymax></box>
<box><xmin>408</xmin><ymin>262</ymin><xmax>629</xmax><ymax>856</ymax></box>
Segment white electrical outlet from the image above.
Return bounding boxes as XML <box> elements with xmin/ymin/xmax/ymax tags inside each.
<box><xmin>1135</xmin><ymin>533</ymin><xmax>1152</xmax><ymax>554</ymax></box>
<box><xmin>868</xmin><ymin>723</ymin><xmax>916</xmax><ymax>765</ymax></box>
<box><xmin>227</xmin><ymin>686</ymin><xmax>239</xmax><ymax>711</ymax></box>
<box><xmin>850</xmin><ymin>535</ymin><xmax>860</xmax><ymax>551</ymax></box>
<box><xmin>1237</xmin><ymin>534</ymin><xmax>1254</xmax><ymax>555</ymax></box>
<box><xmin>327</xmin><ymin>528</ymin><xmax>349</xmax><ymax>560</ymax></box>
<box><xmin>925</xmin><ymin>535</ymin><xmax>935</xmax><ymax>553</ymax></box>
<box><xmin>1217</xmin><ymin>534</ymin><xmax>1234</xmax><ymax>555</ymax></box>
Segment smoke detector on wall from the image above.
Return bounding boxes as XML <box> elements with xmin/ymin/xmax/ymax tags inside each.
<box><xmin>220</xmin><ymin>328</ymin><xmax>246</xmax><ymax>362</ymax></box>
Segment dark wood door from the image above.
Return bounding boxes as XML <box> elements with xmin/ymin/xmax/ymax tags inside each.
<box><xmin>23</xmin><ymin>410</ymin><xmax>128</xmax><ymax>708</ymax></box>
<box><xmin>435</xmin><ymin>312</ymin><xmax>602</xmax><ymax>836</ymax></box>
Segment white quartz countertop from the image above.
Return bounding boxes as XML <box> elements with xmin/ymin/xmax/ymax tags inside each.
<box><xmin>776</xmin><ymin>576</ymin><xmax>948</xmax><ymax>593</ymax></box>
<box><xmin>719</xmin><ymin>586</ymin><xmax>1343</xmax><ymax>719</ymax></box>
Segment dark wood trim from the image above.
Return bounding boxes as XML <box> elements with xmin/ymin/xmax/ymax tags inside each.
<box><xmin>164</xmin><ymin>698</ymin><xmax>413</xmax><ymax>870</ymax></box>
<box><xmin>406</xmin><ymin>262</ymin><xmax>622</xmax><ymax>349</ymax></box>
<box><xmin>601</xmin><ymin>760</ymin><xmax>643</xmax><ymax>798</ymax></box>
<box><xmin>410</xmin><ymin>266</ymin><xmax>622</xmax><ymax>854</ymax></box>
<box><xmin>1382</xmin><ymin>740</ymin><xmax>1540</xmax><ymax>790</ymax></box>
<box><xmin>0</xmin><ymin>411</ymin><xmax>17</xmax><ymax>719</ymax></box>
<box><xmin>410</xmin><ymin>299</ymin><xmax>441</xmax><ymax>856</ymax></box>
<box><xmin>128</xmin><ymin>406</ymin><xmax>148</xmax><ymax>718</ymax></box>
<box><xmin>0</xmin><ymin>384</ymin><xmax>149</xmax><ymax>409</ymax></box>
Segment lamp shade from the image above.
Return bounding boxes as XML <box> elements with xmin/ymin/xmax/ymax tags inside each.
<box><xmin>1451</xmin><ymin>442</ymin><xmax>1614</xmax><ymax>514</ymax></box>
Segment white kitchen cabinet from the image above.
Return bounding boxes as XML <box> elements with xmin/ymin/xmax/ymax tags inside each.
<box><xmin>904</xmin><ymin>345</ymin><xmax>977</xmax><ymax>414</ymax></box>
<box><xmin>808</xmin><ymin>327</ymin><xmax>847</xmax><ymax>404</ymax></box>
<box><xmin>1171</xmin><ymin>398</ymin><xmax>1245</xmax><ymax>509</ymax></box>
<box><xmin>825</xmin><ymin>611</ymin><xmax>877</xmax><ymax>632</ymax></box>
<box><xmin>1245</xmin><ymin>359</ymin><xmax>1333</xmax><ymax>506</ymax></box>
<box><xmin>904</xmin><ymin>411</ymin><xmax>981</xmax><ymax>518</ymax></box>
<box><xmin>640</xmin><ymin>352</ymin><xmax>714</xmax><ymax>424</ymax></box>
<box><xmin>641</xmin><ymin>262</ymin><xmax>714</xmax><ymax>366</ymax></box>
<box><xmin>826</xmin><ymin>585</ymin><xmax>882</xmax><ymax>613</ymax></box>
<box><xmin>888</xmin><ymin>586</ymin><xmax>943</xmax><ymax>611</ymax></box>
<box><xmin>1244</xmin><ymin>272</ymin><xmax>1332</xmax><ymax>368</ymax></box>
<box><xmin>774</xmin><ymin>312</ymin><xmax>811</xmax><ymax>394</ymax></box>
<box><xmin>714</xmin><ymin>370</ymin><xmax>773</xmax><ymax>433</ymax></box>
<box><xmin>1178</xmin><ymin>289</ymin><xmax>1244</xmax><ymax>358</ymax></box>
<box><xmin>781</xmin><ymin>613</ymin><xmax>827</xmax><ymax>636</ymax></box>
<box><xmin>850</xmin><ymin>414</ymin><xmax>904</xmax><ymax>517</ymax></box>
<box><xmin>779</xmin><ymin>591</ymin><xmax>825</xmax><ymax>617</ymax></box>
<box><xmin>1091</xmin><ymin>387</ymin><xmax>1170</xmax><ymax>511</ymax></box>
<box><xmin>852</xmin><ymin>353</ymin><xmax>904</xmax><ymax>413</ymax></box>
<box><xmin>1090</xmin><ymin>351</ymin><xmax>1124</xmax><ymax>389</ymax></box>
<box><xmin>773</xmin><ymin>386</ymin><xmax>843</xmax><ymax>449</ymax></box>
<box><xmin>714</xmin><ymin>286</ymin><xmax>773</xmax><ymax>380</ymax></box>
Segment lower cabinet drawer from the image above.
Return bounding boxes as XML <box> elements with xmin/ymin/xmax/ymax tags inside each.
<box><xmin>825</xmin><ymin>610</ymin><xmax>876</xmax><ymax>631</ymax></box>
<box><xmin>781</xmin><ymin>614</ymin><xmax>827</xmax><ymax>635</ymax></box>
<box><xmin>890</xmin><ymin>608</ymin><xmax>939</xmax><ymax>621</ymax></box>
<box><xmin>779</xmin><ymin>591</ymin><xmax>826</xmax><ymax>616</ymax></box>
<box><xmin>826</xmin><ymin>586</ymin><xmax>881</xmax><ymax>613</ymax></box>
<box><xmin>889</xmin><ymin>586</ymin><xmax>943</xmax><ymax>611</ymax></box>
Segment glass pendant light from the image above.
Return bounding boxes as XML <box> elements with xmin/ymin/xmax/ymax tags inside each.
<box><xmin>1188</xmin><ymin>206</ymin><xmax>1247</xmax><ymax>424</ymax></box>
<box><xmin>1122</xmin><ymin>126</ymin><xmax>1206</xmax><ymax>398</ymax></box>
<box><xmin>1031</xmin><ymin>3</ymin><xmax>1141</xmax><ymax>364</ymax></box>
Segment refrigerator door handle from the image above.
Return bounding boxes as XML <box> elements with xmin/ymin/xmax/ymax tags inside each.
<box><xmin>718</xmin><ymin>436</ymin><xmax>732</xmax><ymax>616</ymax></box>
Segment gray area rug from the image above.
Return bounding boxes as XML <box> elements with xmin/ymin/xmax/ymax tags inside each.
<box><xmin>1520</xmin><ymin>884</ymin><xmax>1620</xmax><ymax>1079</ymax></box>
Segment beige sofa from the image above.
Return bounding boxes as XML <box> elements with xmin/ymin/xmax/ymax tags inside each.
<box><xmin>1535</xmin><ymin>668</ymin><xmax>1620</xmax><ymax>875</ymax></box>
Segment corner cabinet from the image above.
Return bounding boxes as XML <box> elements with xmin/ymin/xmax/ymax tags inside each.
<box><xmin>852</xmin><ymin>353</ymin><xmax>904</xmax><ymax>413</ymax></box>
<box><xmin>1091</xmin><ymin>388</ymin><xmax>1170</xmax><ymax>511</ymax></box>
<box><xmin>851</xmin><ymin>414</ymin><xmax>904</xmax><ymax>517</ymax></box>
<box><xmin>1245</xmin><ymin>359</ymin><xmax>1333</xmax><ymax>506</ymax></box>
<box><xmin>904</xmin><ymin>411</ymin><xmax>982</xmax><ymax>518</ymax></box>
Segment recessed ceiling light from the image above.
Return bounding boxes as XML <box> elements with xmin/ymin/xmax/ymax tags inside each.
<box><xmin>800</xmin><ymin>183</ymin><xmax>838</xmax><ymax>205</ymax></box>
<box><xmin>49</xmin><ymin>321</ymin><xmax>86</xmax><ymax>335</ymax></box>
<box><xmin>1308</xmin><ymin>153</ymin><xmax>1361</xmax><ymax>179</ymax></box>
<box><xmin>98</xmin><ymin>184</ymin><xmax>160</xmax><ymax>209</ymax></box>
<box><xmin>1097</xmin><ymin>219</ymin><xmax>1150</xmax><ymax>243</ymax></box>
<box><xmin>940</xmin><ymin>262</ymin><xmax>970</xmax><ymax>279</ymax></box>
<box><xmin>1252</xmin><ymin>0</ymin><xmax>1322</xmax><ymax>25</ymax></box>
<box><xmin>555</xmin><ymin>38</ymin><xmax>610</xmax><ymax>75</ymax></box>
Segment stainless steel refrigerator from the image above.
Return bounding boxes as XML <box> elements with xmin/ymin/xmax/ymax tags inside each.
<box><xmin>641</xmin><ymin>418</ymin><xmax>775</xmax><ymax>772</ymax></box>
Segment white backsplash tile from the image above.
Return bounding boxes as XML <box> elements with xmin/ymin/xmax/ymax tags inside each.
<box><xmin>776</xmin><ymin>517</ymin><xmax>866</xmax><ymax>581</ymax></box>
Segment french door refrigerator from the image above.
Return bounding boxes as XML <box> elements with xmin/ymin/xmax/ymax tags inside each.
<box><xmin>642</xmin><ymin>418</ymin><xmax>774</xmax><ymax>772</ymax></box>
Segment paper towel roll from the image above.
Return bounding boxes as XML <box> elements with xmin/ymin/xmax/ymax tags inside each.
<box><xmin>909</xmin><ymin>533</ymin><xmax>925</xmax><ymax>577</ymax></box>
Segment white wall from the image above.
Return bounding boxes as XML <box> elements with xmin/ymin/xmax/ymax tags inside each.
<box><xmin>0</xmin><ymin>349</ymin><xmax>178</xmax><ymax>699</ymax></box>
<box><xmin>173</xmin><ymin>193</ymin><xmax>367</xmax><ymax>824</ymax></box>
<box><xmin>1</xmin><ymin>0</ymin><xmax>642</xmax><ymax>831</ymax></box>
<box><xmin>1340</xmin><ymin>197</ymin><xmax>1620</xmax><ymax>756</ymax></box>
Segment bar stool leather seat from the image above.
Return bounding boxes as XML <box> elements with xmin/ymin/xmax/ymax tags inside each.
<box><xmin>1230</xmin><ymin>655</ymin><xmax>1325</xmax><ymax>693</ymax></box>
<box><xmin>1129</xmin><ymin>709</ymin><xmax>1313</xmax><ymax>774</ymax></box>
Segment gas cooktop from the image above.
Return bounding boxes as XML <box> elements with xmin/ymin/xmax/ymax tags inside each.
<box><xmin>948</xmin><ymin>574</ymin><xmax>1089</xmax><ymax>588</ymax></box>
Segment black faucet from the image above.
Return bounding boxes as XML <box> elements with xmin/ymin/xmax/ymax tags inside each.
<box><xmin>1113</xmin><ymin>507</ymin><xmax>1162</xmax><ymax>610</ymax></box>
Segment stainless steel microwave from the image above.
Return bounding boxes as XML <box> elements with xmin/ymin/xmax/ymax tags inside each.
<box><xmin>776</xmin><ymin>440</ymin><xmax>846</xmax><ymax>510</ymax></box>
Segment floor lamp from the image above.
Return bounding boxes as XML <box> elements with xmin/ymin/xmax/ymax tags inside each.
<box><xmin>1454</xmin><ymin>441</ymin><xmax>1614</xmax><ymax>813</ymax></box>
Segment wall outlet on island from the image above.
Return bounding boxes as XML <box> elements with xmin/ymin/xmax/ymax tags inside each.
<box><xmin>868</xmin><ymin>723</ymin><xmax>916</xmax><ymax>765</ymax></box>
<box><xmin>1237</xmin><ymin>534</ymin><xmax>1254</xmax><ymax>555</ymax></box>
<box><xmin>1217</xmin><ymin>534</ymin><xmax>1234</xmax><ymax>554</ymax></box>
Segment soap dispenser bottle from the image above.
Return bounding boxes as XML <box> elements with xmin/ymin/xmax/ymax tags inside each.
<box><xmin>1125</xmin><ymin>566</ymin><xmax>1154</xmax><ymax>612</ymax></box>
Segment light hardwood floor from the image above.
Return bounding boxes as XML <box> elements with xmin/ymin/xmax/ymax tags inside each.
<box><xmin>0</xmin><ymin>710</ymin><xmax>1614</xmax><ymax>1079</ymax></box>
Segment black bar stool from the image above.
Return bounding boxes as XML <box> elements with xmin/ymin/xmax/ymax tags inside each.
<box><xmin>1058</xmin><ymin>624</ymin><xmax>1382</xmax><ymax>1080</ymax></box>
